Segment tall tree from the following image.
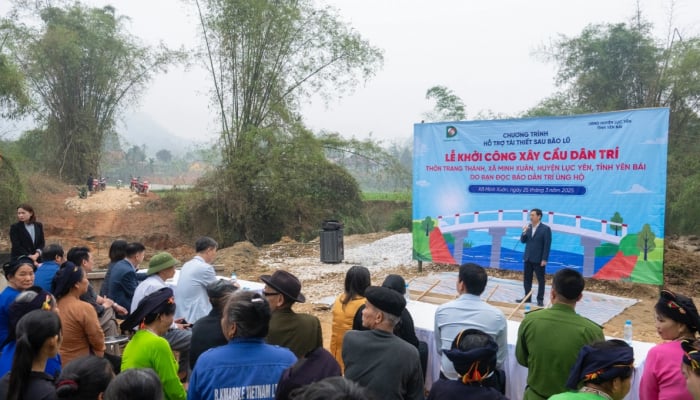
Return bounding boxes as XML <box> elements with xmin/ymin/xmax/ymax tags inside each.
<box><xmin>5</xmin><ymin>3</ymin><xmax>183</xmax><ymax>182</ymax></box>
<box><xmin>194</xmin><ymin>0</ymin><xmax>383</xmax><ymax>164</ymax></box>
<box><xmin>0</xmin><ymin>42</ymin><xmax>29</xmax><ymax>119</ymax></box>
<box><xmin>530</xmin><ymin>17</ymin><xmax>700</xmax><ymax>234</ymax></box>
<box><xmin>191</xmin><ymin>0</ymin><xmax>383</xmax><ymax>243</ymax></box>
<box><xmin>424</xmin><ymin>85</ymin><xmax>466</xmax><ymax>122</ymax></box>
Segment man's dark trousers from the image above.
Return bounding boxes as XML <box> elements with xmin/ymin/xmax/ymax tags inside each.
<box><xmin>523</xmin><ymin>260</ymin><xmax>545</xmax><ymax>303</ymax></box>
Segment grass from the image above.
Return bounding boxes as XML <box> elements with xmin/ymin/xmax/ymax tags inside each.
<box><xmin>361</xmin><ymin>191</ymin><xmax>412</xmax><ymax>202</ymax></box>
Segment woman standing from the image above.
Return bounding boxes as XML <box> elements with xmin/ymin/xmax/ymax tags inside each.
<box><xmin>0</xmin><ymin>257</ymin><xmax>35</xmax><ymax>346</ymax></box>
<box><xmin>329</xmin><ymin>265</ymin><xmax>370</xmax><ymax>371</ymax></box>
<box><xmin>640</xmin><ymin>289</ymin><xmax>700</xmax><ymax>400</ymax></box>
<box><xmin>0</xmin><ymin>310</ymin><xmax>62</xmax><ymax>400</ymax></box>
<box><xmin>52</xmin><ymin>262</ymin><xmax>105</xmax><ymax>366</ymax></box>
<box><xmin>120</xmin><ymin>287</ymin><xmax>186</xmax><ymax>400</ymax></box>
<box><xmin>9</xmin><ymin>204</ymin><xmax>45</xmax><ymax>262</ymax></box>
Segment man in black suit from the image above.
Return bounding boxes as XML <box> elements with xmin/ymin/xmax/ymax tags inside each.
<box><xmin>516</xmin><ymin>208</ymin><xmax>551</xmax><ymax>307</ymax></box>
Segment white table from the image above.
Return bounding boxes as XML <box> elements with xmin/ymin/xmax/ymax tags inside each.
<box><xmin>137</xmin><ymin>269</ymin><xmax>265</xmax><ymax>295</ymax></box>
<box><xmin>406</xmin><ymin>301</ymin><xmax>654</xmax><ymax>400</ymax></box>
<box><xmin>138</xmin><ymin>268</ymin><xmax>265</xmax><ymax>294</ymax></box>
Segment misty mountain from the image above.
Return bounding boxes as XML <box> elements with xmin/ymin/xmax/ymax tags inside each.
<box><xmin>119</xmin><ymin>112</ymin><xmax>203</xmax><ymax>156</ymax></box>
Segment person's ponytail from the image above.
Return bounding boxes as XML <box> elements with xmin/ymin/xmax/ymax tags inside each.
<box><xmin>7</xmin><ymin>310</ymin><xmax>61</xmax><ymax>400</ymax></box>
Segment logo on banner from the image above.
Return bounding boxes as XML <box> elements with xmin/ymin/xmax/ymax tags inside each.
<box><xmin>446</xmin><ymin>126</ymin><xmax>458</xmax><ymax>138</ymax></box>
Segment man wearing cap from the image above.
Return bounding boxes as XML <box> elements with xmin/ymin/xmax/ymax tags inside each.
<box><xmin>131</xmin><ymin>252</ymin><xmax>192</xmax><ymax>380</ymax></box>
<box><xmin>261</xmin><ymin>270</ymin><xmax>322</xmax><ymax>358</ymax></box>
<box><xmin>342</xmin><ymin>286</ymin><xmax>424</xmax><ymax>400</ymax></box>
<box><xmin>189</xmin><ymin>279</ymin><xmax>238</xmax><ymax>369</ymax></box>
<box><xmin>434</xmin><ymin>263</ymin><xmax>507</xmax><ymax>389</ymax></box>
<box><xmin>174</xmin><ymin>237</ymin><xmax>219</xmax><ymax>324</ymax></box>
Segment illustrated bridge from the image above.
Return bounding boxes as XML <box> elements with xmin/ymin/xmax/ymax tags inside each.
<box><xmin>436</xmin><ymin>209</ymin><xmax>627</xmax><ymax>276</ymax></box>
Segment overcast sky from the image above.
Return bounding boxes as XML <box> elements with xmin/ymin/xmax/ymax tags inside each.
<box><xmin>2</xmin><ymin>0</ymin><xmax>699</xmax><ymax>144</ymax></box>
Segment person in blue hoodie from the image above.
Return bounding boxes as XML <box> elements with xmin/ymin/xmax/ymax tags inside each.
<box><xmin>188</xmin><ymin>290</ymin><xmax>297</xmax><ymax>400</ymax></box>
<box><xmin>34</xmin><ymin>244</ymin><xmax>64</xmax><ymax>292</ymax></box>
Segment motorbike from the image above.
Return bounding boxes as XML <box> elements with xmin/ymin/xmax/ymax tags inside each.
<box><xmin>99</xmin><ymin>177</ymin><xmax>107</xmax><ymax>191</ymax></box>
<box><xmin>136</xmin><ymin>180</ymin><xmax>150</xmax><ymax>195</ymax></box>
<box><xmin>116</xmin><ymin>179</ymin><xmax>123</xmax><ymax>189</ymax></box>
<box><xmin>130</xmin><ymin>177</ymin><xmax>139</xmax><ymax>191</ymax></box>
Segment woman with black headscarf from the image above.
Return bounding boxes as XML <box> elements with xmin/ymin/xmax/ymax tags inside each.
<box><xmin>550</xmin><ymin>339</ymin><xmax>634</xmax><ymax>400</ymax></box>
<box><xmin>427</xmin><ymin>328</ymin><xmax>507</xmax><ymax>400</ymax></box>
<box><xmin>640</xmin><ymin>289</ymin><xmax>700</xmax><ymax>400</ymax></box>
<box><xmin>53</xmin><ymin>262</ymin><xmax>105</xmax><ymax>367</ymax></box>
<box><xmin>0</xmin><ymin>257</ymin><xmax>35</xmax><ymax>346</ymax></box>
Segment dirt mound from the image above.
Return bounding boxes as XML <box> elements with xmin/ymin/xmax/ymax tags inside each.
<box><xmin>215</xmin><ymin>241</ymin><xmax>261</xmax><ymax>277</ymax></box>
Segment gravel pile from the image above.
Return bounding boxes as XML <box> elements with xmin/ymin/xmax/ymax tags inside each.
<box><xmin>258</xmin><ymin>233</ymin><xmax>415</xmax><ymax>303</ymax></box>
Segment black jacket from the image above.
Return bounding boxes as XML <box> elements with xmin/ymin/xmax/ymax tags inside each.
<box><xmin>9</xmin><ymin>221</ymin><xmax>45</xmax><ymax>260</ymax></box>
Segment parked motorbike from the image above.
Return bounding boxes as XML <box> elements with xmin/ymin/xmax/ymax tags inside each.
<box><xmin>130</xmin><ymin>177</ymin><xmax>139</xmax><ymax>191</ymax></box>
<box><xmin>136</xmin><ymin>180</ymin><xmax>150</xmax><ymax>195</ymax></box>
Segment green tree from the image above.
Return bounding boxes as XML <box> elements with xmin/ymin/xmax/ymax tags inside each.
<box><xmin>5</xmin><ymin>3</ymin><xmax>183</xmax><ymax>182</ymax></box>
<box><xmin>610</xmin><ymin>212</ymin><xmax>624</xmax><ymax>236</ymax></box>
<box><xmin>424</xmin><ymin>85</ymin><xmax>466</xmax><ymax>121</ymax></box>
<box><xmin>156</xmin><ymin>149</ymin><xmax>173</xmax><ymax>163</ymax></box>
<box><xmin>421</xmin><ymin>216</ymin><xmax>434</xmax><ymax>236</ymax></box>
<box><xmin>192</xmin><ymin>0</ymin><xmax>383</xmax><ymax>243</ymax></box>
<box><xmin>125</xmin><ymin>145</ymin><xmax>146</xmax><ymax>164</ymax></box>
<box><xmin>0</xmin><ymin>25</ymin><xmax>29</xmax><ymax>119</ymax></box>
<box><xmin>530</xmin><ymin>17</ymin><xmax>700</xmax><ymax>234</ymax></box>
<box><xmin>636</xmin><ymin>223</ymin><xmax>656</xmax><ymax>261</ymax></box>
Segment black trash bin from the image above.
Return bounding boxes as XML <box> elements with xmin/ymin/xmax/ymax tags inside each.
<box><xmin>320</xmin><ymin>220</ymin><xmax>344</xmax><ymax>263</ymax></box>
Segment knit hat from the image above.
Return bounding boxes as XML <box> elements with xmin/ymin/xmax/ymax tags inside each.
<box><xmin>260</xmin><ymin>270</ymin><xmax>306</xmax><ymax>303</ymax></box>
<box><xmin>364</xmin><ymin>286</ymin><xmax>405</xmax><ymax>317</ymax></box>
<box><xmin>147</xmin><ymin>252</ymin><xmax>179</xmax><ymax>275</ymax></box>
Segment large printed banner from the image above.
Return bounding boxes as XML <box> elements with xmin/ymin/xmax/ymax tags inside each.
<box><xmin>413</xmin><ymin>108</ymin><xmax>669</xmax><ymax>285</ymax></box>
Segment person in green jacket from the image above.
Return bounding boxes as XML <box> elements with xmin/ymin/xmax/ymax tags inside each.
<box><xmin>120</xmin><ymin>287</ymin><xmax>186</xmax><ymax>400</ymax></box>
<box><xmin>516</xmin><ymin>268</ymin><xmax>604</xmax><ymax>400</ymax></box>
<box><xmin>549</xmin><ymin>339</ymin><xmax>634</xmax><ymax>400</ymax></box>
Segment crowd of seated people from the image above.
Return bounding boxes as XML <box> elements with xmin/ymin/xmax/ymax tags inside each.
<box><xmin>2</xmin><ymin>205</ymin><xmax>699</xmax><ymax>399</ymax></box>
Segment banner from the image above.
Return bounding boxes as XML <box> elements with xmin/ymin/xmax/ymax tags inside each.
<box><xmin>412</xmin><ymin>108</ymin><xmax>669</xmax><ymax>285</ymax></box>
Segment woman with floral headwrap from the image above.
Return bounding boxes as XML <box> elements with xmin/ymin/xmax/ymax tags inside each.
<box><xmin>427</xmin><ymin>328</ymin><xmax>507</xmax><ymax>400</ymax></box>
<box><xmin>120</xmin><ymin>287</ymin><xmax>185</xmax><ymax>400</ymax></box>
<box><xmin>681</xmin><ymin>340</ymin><xmax>700</xmax><ymax>400</ymax></box>
<box><xmin>640</xmin><ymin>289</ymin><xmax>700</xmax><ymax>400</ymax></box>
<box><xmin>550</xmin><ymin>339</ymin><xmax>634</xmax><ymax>400</ymax></box>
<box><xmin>0</xmin><ymin>286</ymin><xmax>60</xmax><ymax>377</ymax></box>
<box><xmin>53</xmin><ymin>262</ymin><xmax>105</xmax><ymax>366</ymax></box>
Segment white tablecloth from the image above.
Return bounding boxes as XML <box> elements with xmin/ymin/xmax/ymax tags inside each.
<box><xmin>140</xmin><ymin>269</ymin><xmax>265</xmax><ymax>293</ymax></box>
<box><xmin>406</xmin><ymin>301</ymin><xmax>654</xmax><ymax>400</ymax></box>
